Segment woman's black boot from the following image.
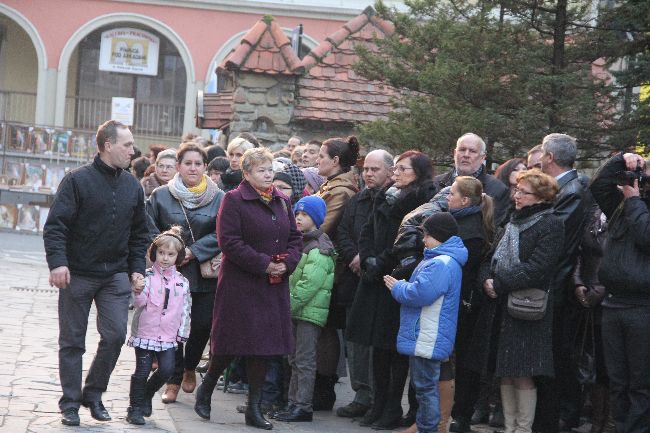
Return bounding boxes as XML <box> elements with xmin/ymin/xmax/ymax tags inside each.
<box><xmin>194</xmin><ymin>372</ymin><xmax>219</xmax><ymax>420</ymax></box>
<box><xmin>245</xmin><ymin>385</ymin><xmax>273</xmax><ymax>430</ymax></box>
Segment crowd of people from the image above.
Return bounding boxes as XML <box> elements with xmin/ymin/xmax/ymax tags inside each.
<box><xmin>43</xmin><ymin>120</ymin><xmax>650</xmax><ymax>433</ymax></box>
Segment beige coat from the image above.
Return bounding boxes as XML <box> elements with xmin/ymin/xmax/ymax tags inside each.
<box><xmin>317</xmin><ymin>170</ymin><xmax>359</xmax><ymax>242</ymax></box>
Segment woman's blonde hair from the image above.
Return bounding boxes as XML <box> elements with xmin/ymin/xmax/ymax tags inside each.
<box><xmin>516</xmin><ymin>169</ymin><xmax>559</xmax><ymax>202</ymax></box>
<box><xmin>241</xmin><ymin>147</ymin><xmax>274</xmax><ymax>173</ymax></box>
<box><xmin>227</xmin><ymin>137</ymin><xmax>255</xmax><ymax>156</ymax></box>
<box><xmin>454</xmin><ymin>176</ymin><xmax>495</xmax><ymax>242</ymax></box>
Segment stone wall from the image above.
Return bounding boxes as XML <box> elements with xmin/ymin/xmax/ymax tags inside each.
<box><xmin>229</xmin><ymin>72</ymin><xmax>298</xmax><ymax>147</ymax></box>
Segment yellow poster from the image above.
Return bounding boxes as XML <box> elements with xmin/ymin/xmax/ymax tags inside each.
<box><xmin>99</xmin><ymin>28</ymin><xmax>159</xmax><ymax>76</ymax></box>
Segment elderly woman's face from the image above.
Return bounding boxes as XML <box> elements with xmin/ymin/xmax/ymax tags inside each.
<box><xmin>177</xmin><ymin>151</ymin><xmax>206</xmax><ymax>187</ymax></box>
<box><xmin>245</xmin><ymin>160</ymin><xmax>274</xmax><ymax>191</ymax></box>
<box><xmin>156</xmin><ymin>157</ymin><xmax>177</xmax><ymax>183</ymax></box>
<box><xmin>393</xmin><ymin>157</ymin><xmax>417</xmax><ymax>189</ymax></box>
<box><xmin>513</xmin><ymin>179</ymin><xmax>543</xmax><ymax>210</ymax></box>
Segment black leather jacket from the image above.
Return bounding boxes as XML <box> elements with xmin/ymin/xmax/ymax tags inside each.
<box><xmin>548</xmin><ymin>169</ymin><xmax>592</xmax><ymax>305</ymax></box>
<box><xmin>146</xmin><ymin>186</ymin><xmax>224</xmax><ymax>292</ymax></box>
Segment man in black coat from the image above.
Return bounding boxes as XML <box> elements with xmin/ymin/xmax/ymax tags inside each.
<box><xmin>336</xmin><ymin>149</ymin><xmax>394</xmax><ymax>418</ymax></box>
<box><xmin>590</xmin><ymin>153</ymin><xmax>650</xmax><ymax>433</ymax></box>
<box><xmin>535</xmin><ymin>133</ymin><xmax>592</xmax><ymax>433</ymax></box>
<box><xmin>434</xmin><ymin>133</ymin><xmax>510</xmax><ymax>226</ymax></box>
<box><xmin>44</xmin><ymin>120</ymin><xmax>149</xmax><ymax>426</ymax></box>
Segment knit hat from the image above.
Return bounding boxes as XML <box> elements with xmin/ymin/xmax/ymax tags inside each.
<box><xmin>302</xmin><ymin>167</ymin><xmax>325</xmax><ymax>193</ymax></box>
<box><xmin>422</xmin><ymin>212</ymin><xmax>459</xmax><ymax>244</ymax></box>
<box><xmin>273</xmin><ymin>171</ymin><xmax>292</xmax><ymax>187</ymax></box>
<box><xmin>273</xmin><ymin>160</ymin><xmax>307</xmax><ymax>202</ymax></box>
<box><xmin>294</xmin><ymin>196</ymin><xmax>327</xmax><ymax>229</ymax></box>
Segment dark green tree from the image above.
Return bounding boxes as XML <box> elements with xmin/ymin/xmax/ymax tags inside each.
<box><xmin>354</xmin><ymin>0</ymin><xmax>649</xmax><ymax>165</ymax></box>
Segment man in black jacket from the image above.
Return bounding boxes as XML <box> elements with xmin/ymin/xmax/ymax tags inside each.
<box><xmin>434</xmin><ymin>133</ymin><xmax>510</xmax><ymax>226</ymax></box>
<box><xmin>336</xmin><ymin>149</ymin><xmax>393</xmax><ymax>418</ymax></box>
<box><xmin>590</xmin><ymin>153</ymin><xmax>650</xmax><ymax>433</ymax></box>
<box><xmin>44</xmin><ymin>120</ymin><xmax>149</xmax><ymax>426</ymax></box>
<box><xmin>532</xmin><ymin>133</ymin><xmax>593</xmax><ymax>433</ymax></box>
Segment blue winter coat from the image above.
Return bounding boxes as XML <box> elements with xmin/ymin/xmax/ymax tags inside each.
<box><xmin>390</xmin><ymin>235</ymin><xmax>468</xmax><ymax>360</ymax></box>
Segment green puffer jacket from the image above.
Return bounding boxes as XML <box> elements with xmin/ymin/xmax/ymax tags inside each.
<box><xmin>289</xmin><ymin>229</ymin><xmax>336</xmax><ymax>327</ymax></box>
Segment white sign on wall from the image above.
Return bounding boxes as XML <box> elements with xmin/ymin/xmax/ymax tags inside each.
<box><xmin>111</xmin><ymin>97</ymin><xmax>135</xmax><ymax>126</ymax></box>
<box><xmin>99</xmin><ymin>28</ymin><xmax>160</xmax><ymax>76</ymax></box>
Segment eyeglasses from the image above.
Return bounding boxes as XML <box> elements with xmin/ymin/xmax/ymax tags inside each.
<box><xmin>394</xmin><ymin>165</ymin><xmax>414</xmax><ymax>173</ymax></box>
<box><xmin>513</xmin><ymin>188</ymin><xmax>536</xmax><ymax>196</ymax></box>
<box><xmin>156</xmin><ymin>164</ymin><xmax>175</xmax><ymax>171</ymax></box>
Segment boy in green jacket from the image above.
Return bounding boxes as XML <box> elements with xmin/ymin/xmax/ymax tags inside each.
<box><xmin>275</xmin><ymin>196</ymin><xmax>335</xmax><ymax>423</ymax></box>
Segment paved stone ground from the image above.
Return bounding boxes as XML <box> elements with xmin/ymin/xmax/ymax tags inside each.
<box><xmin>0</xmin><ymin>232</ymin><xmax>497</xmax><ymax>433</ymax></box>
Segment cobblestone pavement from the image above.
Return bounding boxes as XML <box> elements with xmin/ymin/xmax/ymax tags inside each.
<box><xmin>0</xmin><ymin>233</ymin><xmax>495</xmax><ymax>433</ymax></box>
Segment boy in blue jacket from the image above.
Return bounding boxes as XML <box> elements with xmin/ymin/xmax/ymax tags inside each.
<box><xmin>384</xmin><ymin>212</ymin><xmax>468</xmax><ymax>433</ymax></box>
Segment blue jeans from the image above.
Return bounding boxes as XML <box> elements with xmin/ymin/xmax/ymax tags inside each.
<box><xmin>410</xmin><ymin>356</ymin><xmax>441</xmax><ymax>433</ymax></box>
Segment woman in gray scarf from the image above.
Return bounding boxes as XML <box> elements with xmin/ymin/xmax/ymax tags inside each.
<box><xmin>146</xmin><ymin>142</ymin><xmax>224</xmax><ymax>405</ymax></box>
<box><xmin>478</xmin><ymin>169</ymin><xmax>563</xmax><ymax>433</ymax></box>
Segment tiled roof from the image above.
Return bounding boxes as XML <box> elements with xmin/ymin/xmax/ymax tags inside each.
<box><xmin>196</xmin><ymin>91</ymin><xmax>233</xmax><ymax>130</ymax></box>
<box><xmin>219</xmin><ymin>16</ymin><xmax>304</xmax><ymax>75</ymax></box>
<box><xmin>293</xmin><ymin>6</ymin><xmax>398</xmax><ymax>123</ymax></box>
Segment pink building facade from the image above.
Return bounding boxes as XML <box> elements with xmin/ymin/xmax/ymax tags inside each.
<box><xmin>0</xmin><ymin>0</ymin><xmax>399</xmax><ymax>145</ymax></box>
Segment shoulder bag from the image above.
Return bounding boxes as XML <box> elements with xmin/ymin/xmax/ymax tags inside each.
<box><xmin>178</xmin><ymin>201</ymin><xmax>220</xmax><ymax>279</ymax></box>
<box><xmin>507</xmin><ymin>287</ymin><xmax>548</xmax><ymax>321</ymax></box>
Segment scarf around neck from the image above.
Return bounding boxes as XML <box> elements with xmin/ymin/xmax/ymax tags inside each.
<box><xmin>450</xmin><ymin>205</ymin><xmax>481</xmax><ymax>219</ymax></box>
<box><xmin>168</xmin><ymin>173</ymin><xmax>221</xmax><ymax>209</ymax></box>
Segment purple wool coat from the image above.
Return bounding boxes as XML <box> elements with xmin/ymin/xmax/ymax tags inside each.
<box><xmin>211</xmin><ymin>180</ymin><xmax>303</xmax><ymax>356</ymax></box>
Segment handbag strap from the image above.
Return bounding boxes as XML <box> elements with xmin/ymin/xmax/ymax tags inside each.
<box><xmin>177</xmin><ymin>199</ymin><xmax>196</xmax><ymax>244</ymax></box>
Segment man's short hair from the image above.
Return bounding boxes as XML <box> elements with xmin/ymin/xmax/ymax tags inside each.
<box><xmin>527</xmin><ymin>144</ymin><xmax>543</xmax><ymax>157</ymax></box>
<box><xmin>542</xmin><ymin>133</ymin><xmax>577</xmax><ymax>168</ymax></box>
<box><xmin>456</xmin><ymin>133</ymin><xmax>486</xmax><ymax>155</ymax></box>
<box><xmin>96</xmin><ymin>120</ymin><xmax>128</xmax><ymax>152</ymax></box>
<box><xmin>366</xmin><ymin>149</ymin><xmax>394</xmax><ymax>169</ymax></box>
<box><xmin>288</xmin><ymin>136</ymin><xmax>303</xmax><ymax>145</ymax></box>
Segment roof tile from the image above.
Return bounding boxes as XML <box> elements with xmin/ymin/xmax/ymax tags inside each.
<box><xmin>326</xmin><ymin>27</ymin><xmax>351</xmax><ymax>47</ymax></box>
<box><xmin>343</xmin><ymin>13</ymin><xmax>369</xmax><ymax>35</ymax></box>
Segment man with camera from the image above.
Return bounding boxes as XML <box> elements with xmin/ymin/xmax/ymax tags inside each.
<box><xmin>590</xmin><ymin>152</ymin><xmax>650</xmax><ymax>433</ymax></box>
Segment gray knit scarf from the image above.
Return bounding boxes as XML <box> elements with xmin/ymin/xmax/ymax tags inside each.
<box><xmin>492</xmin><ymin>208</ymin><xmax>552</xmax><ymax>276</ymax></box>
<box><xmin>167</xmin><ymin>173</ymin><xmax>221</xmax><ymax>209</ymax></box>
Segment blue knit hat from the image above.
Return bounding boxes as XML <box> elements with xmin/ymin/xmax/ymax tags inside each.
<box><xmin>294</xmin><ymin>196</ymin><xmax>327</xmax><ymax>229</ymax></box>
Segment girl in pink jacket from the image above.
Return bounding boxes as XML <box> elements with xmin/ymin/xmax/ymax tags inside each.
<box><xmin>126</xmin><ymin>226</ymin><xmax>191</xmax><ymax>425</ymax></box>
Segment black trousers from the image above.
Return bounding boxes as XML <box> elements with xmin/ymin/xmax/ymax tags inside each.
<box><xmin>168</xmin><ymin>291</ymin><xmax>214</xmax><ymax>385</ymax></box>
<box><xmin>373</xmin><ymin>347</ymin><xmax>409</xmax><ymax>418</ymax></box>
<box><xmin>451</xmin><ymin>305</ymin><xmax>481</xmax><ymax>421</ymax></box>
<box><xmin>602</xmin><ymin>305</ymin><xmax>650</xmax><ymax>433</ymax></box>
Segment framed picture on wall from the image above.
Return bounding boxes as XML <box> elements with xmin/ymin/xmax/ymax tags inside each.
<box><xmin>0</xmin><ymin>204</ymin><xmax>18</xmax><ymax>229</ymax></box>
<box><xmin>4</xmin><ymin>161</ymin><xmax>24</xmax><ymax>184</ymax></box>
<box><xmin>70</xmin><ymin>132</ymin><xmax>89</xmax><ymax>158</ymax></box>
<box><xmin>8</xmin><ymin>125</ymin><xmax>29</xmax><ymax>151</ymax></box>
<box><xmin>52</xmin><ymin>130</ymin><xmax>72</xmax><ymax>155</ymax></box>
<box><xmin>29</xmin><ymin>127</ymin><xmax>53</xmax><ymax>154</ymax></box>
<box><xmin>16</xmin><ymin>204</ymin><xmax>39</xmax><ymax>232</ymax></box>
<box><xmin>24</xmin><ymin>164</ymin><xmax>46</xmax><ymax>190</ymax></box>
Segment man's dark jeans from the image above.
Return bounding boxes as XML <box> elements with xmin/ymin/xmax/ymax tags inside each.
<box><xmin>602</xmin><ymin>305</ymin><xmax>650</xmax><ymax>433</ymax></box>
<box><xmin>58</xmin><ymin>273</ymin><xmax>130</xmax><ymax>411</ymax></box>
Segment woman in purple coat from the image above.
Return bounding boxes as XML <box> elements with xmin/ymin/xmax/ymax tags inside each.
<box><xmin>194</xmin><ymin>147</ymin><xmax>302</xmax><ymax>430</ymax></box>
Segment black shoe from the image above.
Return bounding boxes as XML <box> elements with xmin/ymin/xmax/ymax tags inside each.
<box><xmin>359</xmin><ymin>406</ymin><xmax>382</xmax><ymax>427</ymax></box>
<box><xmin>371</xmin><ymin>413</ymin><xmax>403</xmax><ymax>430</ymax></box>
<box><xmin>337</xmin><ymin>401</ymin><xmax>370</xmax><ymax>418</ymax></box>
<box><xmin>81</xmin><ymin>400</ymin><xmax>111</xmax><ymax>421</ymax></box>
<box><xmin>400</xmin><ymin>407</ymin><xmax>417</xmax><ymax>426</ymax></box>
<box><xmin>245</xmin><ymin>385</ymin><xmax>273</xmax><ymax>430</ymax></box>
<box><xmin>194</xmin><ymin>373</ymin><xmax>219</xmax><ymax>420</ymax></box>
<box><xmin>471</xmin><ymin>408</ymin><xmax>490</xmax><ymax>424</ymax></box>
<box><xmin>195</xmin><ymin>360</ymin><xmax>209</xmax><ymax>374</ymax></box>
<box><xmin>488</xmin><ymin>408</ymin><xmax>504</xmax><ymax>428</ymax></box>
<box><xmin>275</xmin><ymin>406</ymin><xmax>313</xmax><ymax>422</ymax></box>
<box><xmin>450</xmin><ymin>417</ymin><xmax>474</xmax><ymax>433</ymax></box>
<box><xmin>61</xmin><ymin>408</ymin><xmax>80</xmax><ymax>426</ymax></box>
<box><xmin>126</xmin><ymin>406</ymin><xmax>145</xmax><ymax>425</ymax></box>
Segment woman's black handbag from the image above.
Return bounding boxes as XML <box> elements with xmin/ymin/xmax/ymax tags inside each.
<box><xmin>574</xmin><ymin>310</ymin><xmax>596</xmax><ymax>385</ymax></box>
<box><xmin>507</xmin><ymin>288</ymin><xmax>548</xmax><ymax>321</ymax></box>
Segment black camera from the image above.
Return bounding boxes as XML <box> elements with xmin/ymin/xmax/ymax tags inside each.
<box><xmin>617</xmin><ymin>161</ymin><xmax>649</xmax><ymax>189</ymax></box>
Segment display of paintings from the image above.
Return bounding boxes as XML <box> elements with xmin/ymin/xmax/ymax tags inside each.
<box><xmin>16</xmin><ymin>204</ymin><xmax>39</xmax><ymax>232</ymax></box>
<box><xmin>0</xmin><ymin>122</ymin><xmax>4</xmax><ymax>150</ymax></box>
<box><xmin>29</xmin><ymin>127</ymin><xmax>53</xmax><ymax>154</ymax></box>
<box><xmin>24</xmin><ymin>164</ymin><xmax>46</xmax><ymax>191</ymax></box>
<box><xmin>69</xmin><ymin>131</ymin><xmax>90</xmax><ymax>158</ymax></box>
<box><xmin>4</xmin><ymin>160</ymin><xmax>24</xmax><ymax>184</ymax></box>
<box><xmin>0</xmin><ymin>204</ymin><xmax>18</xmax><ymax>229</ymax></box>
<box><xmin>44</xmin><ymin>166</ymin><xmax>68</xmax><ymax>192</ymax></box>
<box><xmin>8</xmin><ymin>125</ymin><xmax>29</xmax><ymax>151</ymax></box>
<box><xmin>52</xmin><ymin>130</ymin><xmax>72</xmax><ymax>155</ymax></box>
<box><xmin>39</xmin><ymin>207</ymin><xmax>49</xmax><ymax>232</ymax></box>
